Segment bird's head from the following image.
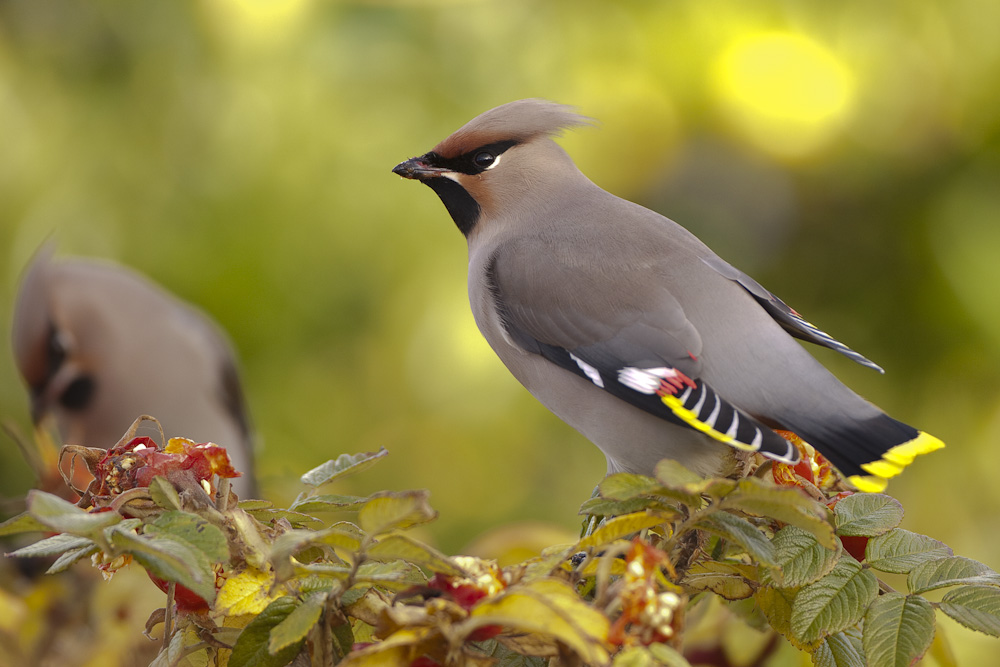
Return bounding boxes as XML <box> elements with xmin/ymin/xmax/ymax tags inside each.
<box><xmin>392</xmin><ymin>99</ymin><xmax>592</xmax><ymax>236</ymax></box>
<box><xmin>12</xmin><ymin>249</ymin><xmax>99</xmax><ymax>426</ymax></box>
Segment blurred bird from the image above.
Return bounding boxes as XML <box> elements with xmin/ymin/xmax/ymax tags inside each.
<box><xmin>393</xmin><ymin>99</ymin><xmax>943</xmax><ymax>492</ymax></box>
<box><xmin>11</xmin><ymin>248</ymin><xmax>258</xmax><ymax>498</ymax></box>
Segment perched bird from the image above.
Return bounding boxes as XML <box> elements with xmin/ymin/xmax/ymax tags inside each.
<box><xmin>393</xmin><ymin>99</ymin><xmax>943</xmax><ymax>492</ymax></box>
<box><xmin>11</xmin><ymin>249</ymin><xmax>258</xmax><ymax>498</ymax></box>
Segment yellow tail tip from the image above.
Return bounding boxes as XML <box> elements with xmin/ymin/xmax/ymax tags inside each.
<box><xmin>850</xmin><ymin>431</ymin><xmax>944</xmax><ymax>492</ymax></box>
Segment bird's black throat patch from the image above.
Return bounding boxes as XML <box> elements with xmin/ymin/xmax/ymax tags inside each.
<box><xmin>424</xmin><ymin>177</ymin><xmax>481</xmax><ymax>236</ymax></box>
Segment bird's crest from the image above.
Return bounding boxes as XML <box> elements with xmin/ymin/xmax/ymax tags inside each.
<box><xmin>434</xmin><ymin>99</ymin><xmax>592</xmax><ymax>159</ymax></box>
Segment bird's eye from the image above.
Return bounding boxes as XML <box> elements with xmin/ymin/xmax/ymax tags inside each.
<box><xmin>59</xmin><ymin>375</ymin><xmax>96</xmax><ymax>411</ymax></box>
<box><xmin>473</xmin><ymin>151</ymin><xmax>496</xmax><ymax>169</ymax></box>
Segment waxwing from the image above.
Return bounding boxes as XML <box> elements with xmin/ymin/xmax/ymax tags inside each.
<box><xmin>393</xmin><ymin>99</ymin><xmax>943</xmax><ymax>492</ymax></box>
<box><xmin>11</xmin><ymin>249</ymin><xmax>258</xmax><ymax>498</ymax></box>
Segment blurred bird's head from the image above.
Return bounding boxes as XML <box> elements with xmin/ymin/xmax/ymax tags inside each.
<box><xmin>392</xmin><ymin>99</ymin><xmax>592</xmax><ymax>237</ymax></box>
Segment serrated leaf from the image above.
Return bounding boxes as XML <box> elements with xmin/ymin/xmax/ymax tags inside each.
<box><xmin>269</xmin><ymin>593</ymin><xmax>326</xmax><ymax>654</ymax></box>
<box><xmin>770</xmin><ymin>525</ymin><xmax>841</xmax><ymax>588</ymax></box>
<box><xmin>653</xmin><ymin>459</ymin><xmax>704</xmax><ymax>487</ymax></box>
<box><xmin>862</xmin><ymin>592</ymin><xmax>935</xmax><ymax>667</ymax></box>
<box><xmin>48</xmin><ymin>544</ymin><xmax>101</xmax><ymax>573</ymax></box>
<box><xmin>217</xmin><ymin>568</ymin><xmax>284</xmax><ymax>616</ymax></box>
<box><xmin>0</xmin><ymin>511</ymin><xmax>48</xmax><ymax>536</ymax></box>
<box><xmin>300</xmin><ymin>448</ymin><xmax>388</xmax><ymax>487</ymax></box>
<box><xmin>865</xmin><ymin>529</ymin><xmax>953</xmax><ymax>574</ymax></box>
<box><xmin>357</xmin><ymin>490</ymin><xmax>436</xmax><ymax>536</ymax></box>
<box><xmin>812</xmin><ymin>628</ymin><xmax>865</xmax><ymax>667</ymax></box>
<box><xmin>681</xmin><ymin>561</ymin><xmax>756</xmax><ymax>600</ymax></box>
<box><xmin>148</xmin><ymin>476</ymin><xmax>182</xmax><ymax>510</ymax></box>
<box><xmin>26</xmin><ymin>490</ymin><xmax>122</xmax><ymax>535</ymax></box>
<box><xmin>757</xmin><ymin>586</ymin><xmax>817</xmax><ymax>650</ymax></box>
<box><xmin>109</xmin><ymin>527</ymin><xmax>217</xmax><ymax>604</ymax></box>
<box><xmin>8</xmin><ymin>533</ymin><xmax>94</xmax><ymax>558</ymax></box>
<box><xmin>289</xmin><ymin>494</ymin><xmax>367</xmax><ymax>513</ymax></box>
<box><xmin>721</xmin><ymin>479</ymin><xmax>836</xmax><ymax>549</ymax></box>
<box><xmin>578</xmin><ymin>511</ymin><xmax>673</xmax><ymax>550</ymax></box>
<box><xmin>464</xmin><ymin>578</ymin><xmax>610</xmax><ymax>665</ymax></box>
<box><xmin>612</xmin><ymin>644</ymin><xmax>692</xmax><ymax>667</ymax></box>
<box><xmin>695</xmin><ymin>511</ymin><xmax>777</xmax><ymax>567</ymax></box>
<box><xmin>598</xmin><ymin>472</ymin><xmax>662</xmax><ymax>500</ymax></box>
<box><xmin>237</xmin><ymin>499</ymin><xmax>273</xmax><ymax>511</ymax></box>
<box><xmin>580</xmin><ymin>495</ymin><xmax>676</xmax><ymax>517</ymax></box>
<box><xmin>352</xmin><ymin>560</ymin><xmax>427</xmax><ymax>590</ymax></box>
<box><xmin>833</xmin><ymin>494</ymin><xmax>903</xmax><ymax>537</ymax></box>
<box><xmin>939</xmin><ymin>585</ymin><xmax>1000</xmax><ymax>637</ymax></box>
<box><xmin>790</xmin><ymin>556</ymin><xmax>878</xmax><ymax>643</ymax></box>
<box><xmin>366</xmin><ymin>533</ymin><xmax>465</xmax><ymax>576</ymax></box>
<box><xmin>647</xmin><ymin>643</ymin><xmax>693</xmax><ymax>666</ymax></box>
<box><xmin>145</xmin><ymin>511</ymin><xmax>229</xmax><ymax>563</ymax></box>
<box><xmin>907</xmin><ymin>556</ymin><xmax>1000</xmax><ymax>594</ymax></box>
<box><xmin>229</xmin><ymin>597</ymin><xmax>303</xmax><ymax>667</ymax></box>
<box><xmin>243</xmin><ymin>508</ymin><xmax>323</xmax><ymax>528</ymax></box>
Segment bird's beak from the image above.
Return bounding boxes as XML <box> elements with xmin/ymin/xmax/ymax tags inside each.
<box><xmin>392</xmin><ymin>155</ymin><xmax>453</xmax><ymax>180</ymax></box>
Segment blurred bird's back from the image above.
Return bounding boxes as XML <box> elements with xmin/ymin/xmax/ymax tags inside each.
<box><xmin>10</xmin><ymin>248</ymin><xmax>258</xmax><ymax>498</ymax></box>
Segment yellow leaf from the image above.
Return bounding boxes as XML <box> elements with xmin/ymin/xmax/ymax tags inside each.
<box><xmin>215</xmin><ymin>568</ymin><xmax>285</xmax><ymax>616</ymax></box>
<box><xmin>465</xmin><ymin>578</ymin><xmax>610</xmax><ymax>664</ymax></box>
<box><xmin>578</xmin><ymin>512</ymin><xmax>672</xmax><ymax>550</ymax></box>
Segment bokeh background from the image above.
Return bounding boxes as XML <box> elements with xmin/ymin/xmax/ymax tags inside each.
<box><xmin>1</xmin><ymin>0</ymin><xmax>999</xmax><ymax>661</ymax></box>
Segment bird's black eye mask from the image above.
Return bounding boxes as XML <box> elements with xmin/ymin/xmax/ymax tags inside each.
<box><xmin>423</xmin><ymin>140</ymin><xmax>518</xmax><ymax>176</ymax></box>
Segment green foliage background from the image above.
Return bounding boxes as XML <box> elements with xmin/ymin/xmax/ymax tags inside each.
<box><xmin>1</xmin><ymin>0</ymin><xmax>999</xmax><ymax>661</ymax></box>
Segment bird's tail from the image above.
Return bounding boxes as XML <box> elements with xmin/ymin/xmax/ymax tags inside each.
<box><xmin>790</xmin><ymin>413</ymin><xmax>944</xmax><ymax>492</ymax></box>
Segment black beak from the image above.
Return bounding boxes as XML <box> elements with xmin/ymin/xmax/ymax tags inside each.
<box><xmin>392</xmin><ymin>155</ymin><xmax>451</xmax><ymax>180</ymax></box>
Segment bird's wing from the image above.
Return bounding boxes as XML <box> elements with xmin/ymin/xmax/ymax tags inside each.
<box><xmin>486</xmin><ymin>244</ymin><xmax>799</xmax><ymax>463</ymax></box>
<box><xmin>700</xmin><ymin>255</ymin><xmax>885</xmax><ymax>373</ymax></box>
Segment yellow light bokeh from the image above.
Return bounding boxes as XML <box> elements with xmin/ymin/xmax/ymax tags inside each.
<box><xmin>712</xmin><ymin>31</ymin><xmax>855</xmax><ymax>159</ymax></box>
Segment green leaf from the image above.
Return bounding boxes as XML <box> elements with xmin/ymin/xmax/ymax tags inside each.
<box><xmin>790</xmin><ymin>556</ymin><xmax>878</xmax><ymax>643</ymax></box>
<box><xmin>681</xmin><ymin>560</ymin><xmax>756</xmax><ymax>600</ymax></box>
<box><xmin>720</xmin><ymin>479</ymin><xmax>836</xmax><ymax>549</ymax></box>
<box><xmin>109</xmin><ymin>527</ymin><xmax>217</xmax><ymax>604</ymax></box>
<box><xmin>770</xmin><ymin>525</ymin><xmax>841</xmax><ymax>588</ymax></box>
<box><xmin>907</xmin><ymin>556</ymin><xmax>1000</xmax><ymax>594</ymax></box>
<box><xmin>352</xmin><ymin>560</ymin><xmax>427</xmax><ymax>590</ymax></box>
<box><xmin>811</xmin><ymin>628</ymin><xmax>865</xmax><ymax>667</ymax></box>
<box><xmin>148</xmin><ymin>476</ymin><xmax>182</xmax><ymax>510</ymax></box>
<box><xmin>236</xmin><ymin>499</ymin><xmax>273</xmax><ymax>511</ymax></box>
<box><xmin>865</xmin><ymin>529</ymin><xmax>953</xmax><ymax>574</ymax></box>
<box><xmin>300</xmin><ymin>448</ymin><xmax>388</xmax><ymax>487</ymax></box>
<box><xmin>269</xmin><ymin>593</ymin><xmax>326</xmax><ymax>654</ymax></box>
<box><xmin>0</xmin><ymin>511</ymin><xmax>48</xmax><ymax>536</ymax></box>
<box><xmin>756</xmin><ymin>586</ymin><xmax>813</xmax><ymax>650</ymax></box>
<box><xmin>243</xmin><ymin>508</ymin><xmax>323</xmax><ymax>528</ymax></box>
<box><xmin>695</xmin><ymin>511</ymin><xmax>777</xmax><ymax>567</ymax></box>
<box><xmin>939</xmin><ymin>585</ymin><xmax>1000</xmax><ymax>637</ymax></box>
<box><xmin>229</xmin><ymin>597</ymin><xmax>303</xmax><ymax>667</ymax></box>
<box><xmin>7</xmin><ymin>533</ymin><xmax>94</xmax><ymax>558</ymax></box>
<box><xmin>365</xmin><ymin>533</ymin><xmax>465</xmax><ymax>576</ymax></box>
<box><xmin>578</xmin><ymin>511</ymin><xmax>674</xmax><ymax>550</ymax></box>
<box><xmin>47</xmin><ymin>544</ymin><xmax>100</xmax><ymax>573</ymax></box>
<box><xmin>653</xmin><ymin>459</ymin><xmax>704</xmax><ymax>487</ymax></box>
<box><xmin>26</xmin><ymin>490</ymin><xmax>122</xmax><ymax>535</ymax></box>
<box><xmin>145</xmin><ymin>511</ymin><xmax>230</xmax><ymax>563</ymax></box>
<box><xmin>598</xmin><ymin>472</ymin><xmax>662</xmax><ymax>500</ymax></box>
<box><xmin>833</xmin><ymin>494</ymin><xmax>903</xmax><ymax>537</ymax></box>
<box><xmin>357</xmin><ymin>490</ymin><xmax>436</xmax><ymax>536</ymax></box>
<box><xmin>647</xmin><ymin>643</ymin><xmax>693</xmax><ymax>667</ymax></box>
<box><xmin>289</xmin><ymin>494</ymin><xmax>367</xmax><ymax>513</ymax></box>
<box><xmin>862</xmin><ymin>593</ymin><xmax>935</xmax><ymax>667</ymax></box>
<box><xmin>580</xmin><ymin>495</ymin><xmax>675</xmax><ymax>517</ymax></box>
<box><xmin>612</xmin><ymin>644</ymin><xmax>693</xmax><ymax>667</ymax></box>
